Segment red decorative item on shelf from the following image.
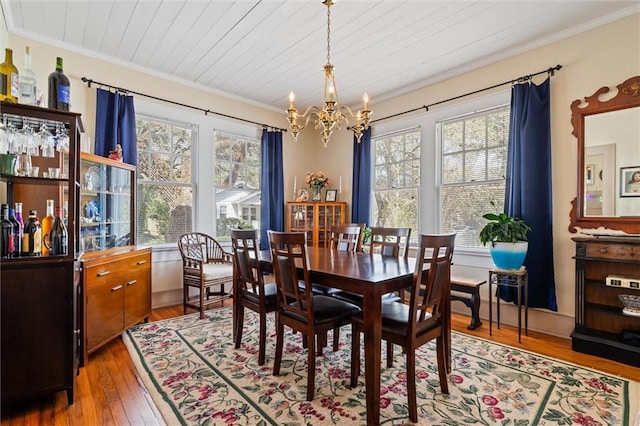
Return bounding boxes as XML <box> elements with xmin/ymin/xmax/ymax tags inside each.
<box><xmin>108</xmin><ymin>144</ymin><xmax>123</xmax><ymax>162</ymax></box>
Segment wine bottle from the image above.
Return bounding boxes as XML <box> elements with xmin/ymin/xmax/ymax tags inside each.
<box><xmin>1</xmin><ymin>203</ymin><xmax>15</xmax><ymax>258</ymax></box>
<box><xmin>48</xmin><ymin>206</ymin><xmax>67</xmax><ymax>256</ymax></box>
<box><xmin>19</xmin><ymin>46</ymin><xmax>37</xmax><ymax>106</ymax></box>
<box><xmin>14</xmin><ymin>203</ymin><xmax>24</xmax><ymax>256</ymax></box>
<box><xmin>41</xmin><ymin>199</ymin><xmax>54</xmax><ymax>256</ymax></box>
<box><xmin>48</xmin><ymin>57</ymin><xmax>70</xmax><ymax>111</ymax></box>
<box><xmin>8</xmin><ymin>207</ymin><xmax>21</xmax><ymax>257</ymax></box>
<box><xmin>22</xmin><ymin>210</ymin><xmax>41</xmax><ymax>256</ymax></box>
<box><xmin>0</xmin><ymin>48</ymin><xmax>19</xmax><ymax>103</ymax></box>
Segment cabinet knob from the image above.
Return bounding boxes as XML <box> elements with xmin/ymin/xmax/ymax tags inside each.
<box><xmin>136</xmin><ymin>260</ymin><xmax>147</xmax><ymax>265</ymax></box>
<box><xmin>126</xmin><ymin>280</ymin><xmax>137</xmax><ymax>286</ymax></box>
<box><xmin>110</xmin><ymin>285</ymin><xmax>123</xmax><ymax>292</ymax></box>
<box><xmin>97</xmin><ymin>270</ymin><xmax>111</xmax><ymax>277</ymax></box>
<box><xmin>74</xmin><ymin>329</ymin><xmax>81</xmax><ymax>335</ymax></box>
<box><xmin>599</xmin><ymin>248</ymin><xmax>607</xmax><ymax>253</ymax></box>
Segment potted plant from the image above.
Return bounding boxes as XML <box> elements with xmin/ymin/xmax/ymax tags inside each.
<box><xmin>479</xmin><ymin>205</ymin><xmax>531</xmax><ymax>270</ymax></box>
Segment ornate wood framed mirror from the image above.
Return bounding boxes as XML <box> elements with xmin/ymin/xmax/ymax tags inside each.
<box><xmin>569</xmin><ymin>75</ymin><xmax>640</xmax><ymax>234</ymax></box>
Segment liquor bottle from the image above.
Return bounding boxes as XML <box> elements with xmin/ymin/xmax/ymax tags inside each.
<box><xmin>22</xmin><ymin>210</ymin><xmax>41</xmax><ymax>256</ymax></box>
<box><xmin>41</xmin><ymin>199</ymin><xmax>55</xmax><ymax>256</ymax></box>
<box><xmin>8</xmin><ymin>207</ymin><xmax>21</xmax><ymax>257</ymax></box>
<box><xmin>0</xmin><ymin>48</ymin><xmax>19</xmax><ymax>103</ymax></box>
<box><xmin>1</xmin><ymin>203</ymin><xmax>15</xmax><ymax>258</ymax></box>
<box><xmin>19</xmin><ymin>46</ymin><xmax>37</xmax><ymax>106</ymax></box>
<box><xmin>14</xmin><ymin>203</ymin><xmax>24</xmax><ymax>255</ymax></box>
<box><xmin>48</xmin><ymin>206</ymin><xmax>67</xmax><ymax>256</ymax></box>
<box><xmin>48</xmin><ymin>57</ymin><xmax>70</xmax><ymax>111</ymax></box>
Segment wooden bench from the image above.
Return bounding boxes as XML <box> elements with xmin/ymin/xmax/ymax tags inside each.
<box><xmin>450</xmin><ymin>275</ymin><xmax>486</xmax><ymax>330</ymax></box>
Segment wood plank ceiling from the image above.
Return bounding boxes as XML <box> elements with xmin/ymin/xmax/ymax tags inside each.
<box><xmin>1</xmin><ymin>1</ymin><xmax>638</xmax><ymax>112</ymax></box>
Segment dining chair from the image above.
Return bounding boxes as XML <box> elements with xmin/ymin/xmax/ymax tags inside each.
<box><xmin>268</xmin><ymin>230</ymin><xmax>361</xmax><ymax>401</ymax></box>
<box><xmin>350</xmin><ymin>233</ymin><xmax>456</xmax><ymax>423</ymax></box>
<box><xmin>368</xmin><ymin>226</ymin><xmax>411</xmax><ymax>258</ymax></box>
<box><xmin>178</xmin><ymin>232</ymin><xmax>233</xmax><ymax>319</ymax></box>
<box><xmin>331</xmin><ymin>226</ymin><xmax>411</xmax><ymax>307</ymax></box>
<box><xmin>231</xmin><ymin>229</ymin><xmax>277</xmax><ymax>366</ymax></box>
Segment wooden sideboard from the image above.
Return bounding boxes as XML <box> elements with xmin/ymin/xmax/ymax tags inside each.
<box><xmin>571</xmin><ymin>237</ymin><xmax>640</xmax><ymax>367</ymax></box>
<box><xmin>80</xmin><ymin>246</ymin><xmax>151</xmax><ymax>364</ymax></box>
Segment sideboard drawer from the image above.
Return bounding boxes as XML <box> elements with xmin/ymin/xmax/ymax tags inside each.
<box><xmin>585</xmin><ymin>243</ymin><xmax>638</xmax><ymax>260</ymax></box>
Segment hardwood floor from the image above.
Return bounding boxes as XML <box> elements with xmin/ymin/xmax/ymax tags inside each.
<box><xmin>2</xmin><ymin>302</ymin><xmax>638</xmax><ymax>425</ymax></box>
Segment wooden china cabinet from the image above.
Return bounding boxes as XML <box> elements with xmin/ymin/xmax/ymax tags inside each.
<box><xmin>286</xmin><ymin>201</ymin><xmax>346</xmax><ymax>247</ymax></box>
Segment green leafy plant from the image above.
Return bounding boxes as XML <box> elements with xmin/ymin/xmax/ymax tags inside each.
<box><xmin>479</xmin><ymin>203</ymin><xmax>531</xmax><ymax>246</ymax></box>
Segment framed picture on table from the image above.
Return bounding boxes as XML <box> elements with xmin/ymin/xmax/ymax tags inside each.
<box><xmin>325</xmin><ymin>189</ymin><xmax>337</xmax><ymax>202</ymax></box>
<box><xmin>620</xmin><ymin>166</ymin><xmax>640</xmax><ymax>197</ymax></box>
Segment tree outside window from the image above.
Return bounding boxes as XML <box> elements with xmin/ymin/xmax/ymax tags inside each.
<box><xmin>372</xmin><ymin>128</ymin><xmax>420</xmax><ymax>242</ymax></box>
<box><xmin>214</xmin><ymin>132</ymin><xmax>261</xmax><ymax>241</ymax></box>
<box><xmin>438</xmin><ymin>106</ymin><xmax>509</xmax><ymax>248</ymax></box>
<box><xmin>136</xmin><ymin>116</ymin><xmax>195</xmax><ymax>246</ymax></box>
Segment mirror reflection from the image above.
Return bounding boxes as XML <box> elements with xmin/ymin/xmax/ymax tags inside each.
<box><xmin>584</xmin><ymin>107</ymin><xmax>640</xmax><ymax>217</ymax></box>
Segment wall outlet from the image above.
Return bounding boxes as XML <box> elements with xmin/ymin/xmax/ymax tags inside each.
<box><xmin>606</xmin><ymin>275</ymin><xmax>640</xmax><ymax>290</ymax></box>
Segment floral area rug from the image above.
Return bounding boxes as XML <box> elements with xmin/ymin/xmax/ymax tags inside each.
<box><xmin>123</xmin><ymin>307</ymin><xmax>639</xmax><ymax>425</ymax></box>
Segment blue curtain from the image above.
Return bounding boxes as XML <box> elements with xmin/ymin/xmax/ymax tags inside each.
<box><xmin>351</xmin><ymin>127</ymin><xmax>372</xmax><ymax>224</ymax></box>
<box><xmin>94</xmin><ymin>88</ymin><xmax>137</xmax><ymax>165</ymax></box>
<box><xmin>259</xmin><ymin>129</ymin><xmax>284</xmax><ymax>250</ymax></box>
<box><xmin>502</xmin><ymin>78</ymin><xmax>557</xmax><ymax>311</ymax></box>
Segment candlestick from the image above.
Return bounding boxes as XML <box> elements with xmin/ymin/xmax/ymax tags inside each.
<box><xmin>293</xmin><ymin>176</ymin><xmax>297</xmax><ymax>199</ymax></box>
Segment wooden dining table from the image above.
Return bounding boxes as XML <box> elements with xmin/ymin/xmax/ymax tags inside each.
<box><xmin>241</xmin><ymin>246</ymin><xmax>451</xmax><ymax>426</ymax></box>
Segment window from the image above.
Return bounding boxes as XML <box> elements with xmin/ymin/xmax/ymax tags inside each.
<box><xmin>372</xmin><ymin>128</ymin><xmax>420</xmax><ymax>241</ymax></box>
<box><xmin>214</xmin><ymin>131</ymin><xmax>261</xmax><ymax>241</ymax></box>
<box><xmin>136</xmin><ymin>115</ymin><xmax>195</xmax><ymax>246</ymax></box>
<box><xmin>438</xmin><ymin>105</ymin><xmax>509</xmax><ymax>248</ymax></box>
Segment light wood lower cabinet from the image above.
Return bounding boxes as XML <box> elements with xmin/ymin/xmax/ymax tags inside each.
<box><xmin>80</xmin><ymin>246</ymin><xmax>151</xmax><ymax>364</ymax></box>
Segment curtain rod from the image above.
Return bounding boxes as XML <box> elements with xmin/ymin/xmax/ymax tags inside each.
<box><xmin>371</xmin><ymin>64</ymin><xmax>562</xmax><ymax>124</ymax></box>
<box><xmin>80</xmin><ymin>77</ymin><xmax>288</xmax><ymax>133</ymax></box>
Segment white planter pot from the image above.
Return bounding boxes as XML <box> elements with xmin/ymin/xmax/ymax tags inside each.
<box><xmin>489</xmin><ymin>241</ymin><xmax>528</xmax><ymax>270</ymax></box>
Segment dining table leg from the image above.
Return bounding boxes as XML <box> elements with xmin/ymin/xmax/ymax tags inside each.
<box><xmin>362</xmin><ymin>291</ymin><xmax>382</xmax><ymax>426</ymax></box>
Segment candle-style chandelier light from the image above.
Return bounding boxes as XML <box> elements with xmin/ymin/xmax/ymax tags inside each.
<box><xmin>286</xmin><ymin>0</ymin><xmax>371</xmax><ymax>148</ymax></box>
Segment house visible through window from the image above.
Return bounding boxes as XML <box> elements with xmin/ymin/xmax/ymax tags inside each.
<box><xmin>136</xmin><ymin>115</ymin><xmax>195</xmax><ymax>246</ymax></box>
<box><xmin>214</xmin><ymin>131</ymin><xmax>261</xmax><ymax>241</ymax></box>
<box><xmin>372</xmin><ymin>128</ymin><xmax>420</xmax><ymax>242</ymax></box>
<box><xmin>438</xmin><ymin>105</ymin><xmax>509</xmax><ymax>248</ymax></box>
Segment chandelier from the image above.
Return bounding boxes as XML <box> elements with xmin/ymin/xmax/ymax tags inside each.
<box><xmin>286</xmin><ymin>0</ymin><xmax>371</xmax><ymax>148</ymax></box>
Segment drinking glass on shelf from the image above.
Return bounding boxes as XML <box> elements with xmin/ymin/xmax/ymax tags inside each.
<box><xmin>15</xmin><ymin>152</ymin><xmax>32</xmax><ymax>177</ymax></box>
<box><xmin>39</xmin><ymin>123</ymin><xmax>55</xmax><ymax>158</ymax></box>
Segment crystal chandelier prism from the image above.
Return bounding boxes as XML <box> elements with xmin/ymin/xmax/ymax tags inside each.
<box><xmin>286</xmin><ymin>0</ymin><xmax>371</xmax><ymax>148</ymax></box>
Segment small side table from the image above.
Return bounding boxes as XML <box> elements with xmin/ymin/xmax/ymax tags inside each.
<box><xmin>489</xmin><ymin>268</ymin><xmax>528</xmax><ymax>342</ymax></box>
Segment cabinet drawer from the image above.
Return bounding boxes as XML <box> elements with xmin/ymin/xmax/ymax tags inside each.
<box><xmin>585</xmin><ymin>243</ymin><xmax>639</xmax><ymax>261</ymax></box>
<box><xmin>119</xmin><ymin>252</ymin><xmax>151</xmax><ymax>271</ymax></box>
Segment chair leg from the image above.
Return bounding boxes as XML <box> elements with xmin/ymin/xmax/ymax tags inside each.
<box><xmin>199</xmin><ymin>282</ymin><xmax>206</xmax><ymax>320</ymax></box>
<box><xmin>234</xmin><ymin>305</ymin><xmax>244</xmax><ymax>349</ymax></box>
<box><xmin>350</xmin><ymin>324</ymin><xmax>360</xmax><ymax>388</ymax></box>
<box><xmin>332</xmin><ymin>327</ymin><xmax>340</xmax><ymax>351</ymax></box>
<box><xmin>436</xmin><ymin>336</ymin><xmax>449</xmax><ymax>394</ymax></box>
<box><xmin>317</xmin><ymin>333</ymin><xmax>325</xmax><ymax>356</ymax></box>
<box><xmin>306</xmin><ymin>333</ymin><xmax>316</xmax><ymax>401</ymax></box>
<box><xmin>273</xmin><ymin>318</ymin><xmax>284</xmax><ymax>376</ymax></box>
<box><xmin>406</xmin><ymin>347</ymin><xmax>418</xmax><ymax>423</ymax></box>
<box><xmin>387</xmin><ymin>341</ymin><xmax>394</xmax><ymax>368</ymax></box>
<box><xmin>258</xmin><ymin>311</ymin><xmax>267</xmax><ymax>366</ymax></box>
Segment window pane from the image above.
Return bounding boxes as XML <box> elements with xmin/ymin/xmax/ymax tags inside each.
<box><xmin>438</xmin><ymin>105</ymin><xmax>509</xmax><ymax>248</ymax></box>
<box><xmin>137</xmin><ymin>183</ymin><xmax>193</xmax><ymax>245</ymax></box>
<box><xmin>136</xmin><ymin>116</ymin><xmax>195</xmax><ymax>247</ymax></box>
<box><xmin>373</xmin><ymin>128</ymin><xmax>420</xmax><ymax>241</ymax></box>
<box><xmin>439</xmin><ymin>182</ymin><xmax>505</xmax><ymax>248</ymax></box>
<box><xmin>214</xmin><ymin>132</ymin><xmax>261</xmax><ymax>241</ymax></box>
<box><xmin>372</xmin><ymin>188</ymin><xmax>418</xmax><ymax>238</ymax></box>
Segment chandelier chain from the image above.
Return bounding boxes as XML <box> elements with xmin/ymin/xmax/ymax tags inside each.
<box><xmin>326</xmin><ymin>3</ymin><xmax>331</xmax><ymax>64</ymax></box>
